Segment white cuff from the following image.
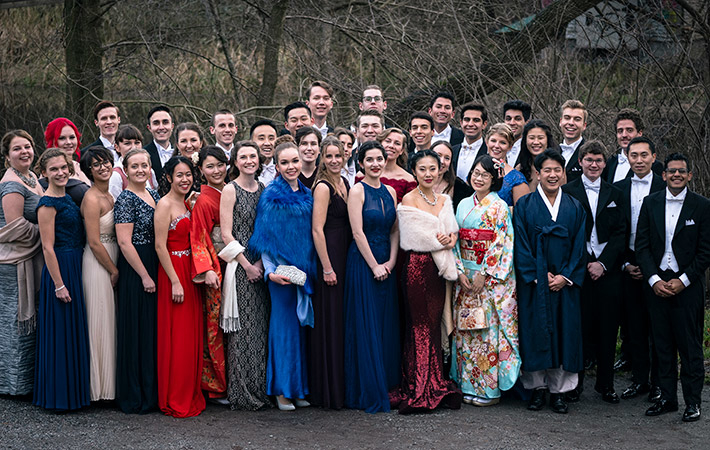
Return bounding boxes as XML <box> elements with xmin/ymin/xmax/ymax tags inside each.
<box><xmin>680</xmin><ymin>273</ymin><xmax>690</xmax><ymax>287</ymax></box>
<box><xmin>648</xmin><ymin>274</ymin><xmax>661</xmax><ymax>288</ymax></box>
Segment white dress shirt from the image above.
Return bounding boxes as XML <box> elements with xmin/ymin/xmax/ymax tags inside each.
<box><xmin>317</xmin><ymin>122</ymin><xmax>329</xmax><ymax>139</ymax></box>
<box><xmin>216</xmin><ymin>143</ymin><xmax>233</xmax><ymax>160</ymax></box>
<box><xmin>433</xmin><ymin>124</ymin><xmax>452</xmax><ymax>143</ymax></box>
<box><xmin>99</xmin><ymin>136</ymin><xmax>120</xmax><ymax>165</ymax></box>
<box><xmin>582</xmin><ymin>175</ymin><xmax>607</xmax><ymax>259</ymax></box>
<box><xmin>648</xmin><ymin>187</ymin><xmax>690</xmax><ymax>288</ymax></box>
<box><xmin>341</xmin><ymin>159</ymin><xmax>356</xmax><ymax>188</ymax></box>
<box><xmin>507</xmin><ymin>139</ymin><xmax>521</xmax><ymax>167</ymax></box>
<box><xmin>612</xmin><ymin>150</ymin><xmax>630</xmax><ymax>183</ymax></box>
<box><xmin>456</xmin><ymin>138</ymin><xmax>483</xmax><ymax>181</ymax></box>
<box><xmin>155</xmin><ymin>140</ymin><xmax>173</xmax><ymax>167</ymax></box>
<box><xmin>629</xmin><ymin>172</ymin><xmax>653</xmax><ymax>251</ymax></box>
<box><xmin>258</xmin><ymin>160</ymin><xmax>277</xmax><ymax>186</ymax></box>
<box><xmin>559</xmin><ymin>137</ymin><xmax>583</xmax><ymax>167</ymax></box>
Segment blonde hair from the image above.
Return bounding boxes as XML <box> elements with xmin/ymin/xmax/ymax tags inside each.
<box><xmin>314</xmin><ymin>136</ymin><xmax>345</xmax><ymax>189</ymax></box>
<box><xmin>487</xmin><ymin>123</ymin><xmax>515</xmax><ymax>146</ymax></box>
<box><xmin>122</xmin><ymin>148</ymin><xmax>151</xmax><ymax>170</ymax></box>
<box><xmin>561</xmin><ymin>99</ymin><xmax>588</xmax><ymax>123</ymax></box>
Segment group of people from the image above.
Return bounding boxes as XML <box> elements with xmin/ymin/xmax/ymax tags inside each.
<box><xmin>0</xmin><ymin>81</ymin><xmax>707</xmax><ymax>424</ymax></box>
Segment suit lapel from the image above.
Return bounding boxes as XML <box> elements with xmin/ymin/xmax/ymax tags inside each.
<box><xmin>597</xmin><ymin>181</ymin><xmax>612</xmax><ymax>217</ymax></box>
<box><xmin>652</xmin><ymin>194</ymin><xmax>665</xmax><ymax>242</ymax></box>
<box><xmin>673</xmin><ymin>191</ymin><xmax>697</xmax><ymax>236</ymax></box>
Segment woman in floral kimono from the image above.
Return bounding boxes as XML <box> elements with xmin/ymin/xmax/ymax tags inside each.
<box><xmin>191</xmin><ymin>145</ymin><xmax>229</xmax><ymax>403</ymax></box>
<box><xmin>451</xmin><ymin>154</ymin><xmax>520</xmax><ymax>406</ymax></box>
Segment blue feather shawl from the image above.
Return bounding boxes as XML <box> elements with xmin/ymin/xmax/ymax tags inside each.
<box><xmin>249</xmin><ymin>176</ymin><xmax>316</xmax><ymax>278</ymax></box>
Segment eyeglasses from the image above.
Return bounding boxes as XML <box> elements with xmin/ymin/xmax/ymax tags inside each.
<box><xmin>582</xmin><ymin>158</ymin><xmax>604</xmax><ymax>165</ymax></box>
<box><xmin>90</xmin><ymin>160</ymin><xmax>112</xmax><ymax>170</ymax></box>
<box><xmin>665</xmin><ymin>168</ymin><xmax>688</xmax><ymax>174</ymax></box>
<box><xmin>470</xmin><ymin>170</ymin><xmax>492</xmax><ymax>181</ymax></box>
<box><xmin>362</xmin><ymin>96</ymin><xmax>383</xmax><ymax>102</ymax></box>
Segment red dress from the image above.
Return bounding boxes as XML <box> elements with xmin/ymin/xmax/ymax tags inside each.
<box><xmin>190</xmin><ymin>185</ymin><xmax>227</xmax><ymax>397</ymax></box>
<box><xmin>157</xmin><ymin>210</ymin><xmax>206</xmax><ymax>418</ymax></box>
<box><xmin>355</xmin><ymin>176</ymin><xmax>417</xmax><ymax>204</ymax></box>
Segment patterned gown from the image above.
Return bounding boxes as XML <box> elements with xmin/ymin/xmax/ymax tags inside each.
<box><xmin>225</xmin><ymin>181</ymin><xmax>271</xmax><ymax>410</ymax></box>
<box><xmin>191</xmin><ymin>185</ymin><xmax>227</xmax><ymax>398</ymax></box>
<box><xmin>450</xmin><ymin>192</ymin><xmax>520</xmax><ymax>400</ymax></box>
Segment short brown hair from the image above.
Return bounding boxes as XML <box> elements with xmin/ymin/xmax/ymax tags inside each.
<box><xmin>93</xmin><ymin>100</ymin><xmax>120</xmax><ymax>120</ymax></box>
<box><xmin>306</xmin><ymin>80</ymin><xmax>334</xmax><ymax>99</ymax></box>
<box><xmin>2</xmin><ymin>130</ymin><xmax>35</xmax><ymax>167</ymax></box>
<box><xmin>357</xmin><ymin>109</ymin><xmax>384</xmax><ymax>128</ymax></box>
<box><xmin>578</xmin><ymin>139</ymin><xmax>607</xmax><ymax>160</ymax></box>
<box><xmin>614</xmin><ymin>108</ymin><xmax>644</xmax><ymax>133</ymax></box>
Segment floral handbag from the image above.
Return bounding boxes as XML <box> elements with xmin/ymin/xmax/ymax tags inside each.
<box><xmin>456</xmin><ymin>292</ymin><xmax>488</xmax><ymax>330</ymax></box>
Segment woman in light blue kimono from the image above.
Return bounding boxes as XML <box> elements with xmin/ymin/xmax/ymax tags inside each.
<box><xmin>451</xmin><ymin>154</ymin><xmax>520</xmax><ymax>406</ymax></box>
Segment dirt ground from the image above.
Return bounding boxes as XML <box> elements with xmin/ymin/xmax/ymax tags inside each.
<box><xmin>1</xmin><ymin>373</ymin><xmax>708</xmax><ymax>449</ymax></box>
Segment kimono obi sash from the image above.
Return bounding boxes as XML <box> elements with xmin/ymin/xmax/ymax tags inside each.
<box><xmin>459</xmin><ymin>228</ymin><xmax>496</xmax><ymax>264</ymax></box>
<box><xmin>211</xmin><ymin>226</ymin><xmax>225</xmax><ymax>254</ymax></box>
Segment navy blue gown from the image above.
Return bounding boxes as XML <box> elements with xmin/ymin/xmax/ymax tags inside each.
<box><xmin>344</xmin><ymin>182</ymin><xmax>400</xmax><ymax>413</ymax></box>
<box><xmin>33</xmin><ymin>194</ymin><xmax>90</xmax><ymax>411</ymax></box>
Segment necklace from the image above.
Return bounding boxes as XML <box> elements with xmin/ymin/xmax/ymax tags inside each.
<box><xmin>11</xmin><ymin>167</ymin><xmax>37</xmax><ymax>188</ymax></box>
<box><xmin>417</xmin><ymin>186</ymin><xmax>438</xmax><ymax>206</ymax></box>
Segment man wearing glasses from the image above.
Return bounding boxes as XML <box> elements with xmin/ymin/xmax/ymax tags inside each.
<box><xmin>635</xmin><ymin>153</ymin><xmax>710</xmax><ymax>423</ymax></box>
<box><xmin>359</xmin><ymin>85</ymin><xmax>387</xmax><ymax>114</ymax></box>
<box><xmin>562</xmin><ymin>140</ymin><xmax>626</xmax><ymax>405</ymax></box>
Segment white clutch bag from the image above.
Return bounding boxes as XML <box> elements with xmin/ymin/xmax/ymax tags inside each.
<box><xmin>274</xmin><ymin>265</ymin><xmax>307</xmax><ymax>286</ymax></box>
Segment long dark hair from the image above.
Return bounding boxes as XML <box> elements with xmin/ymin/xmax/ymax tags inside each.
<box><xmin>519</xmin><ymin>119</ymin><xmax>556</xmax><ymax>183</ymax></box>
<box><xmin>430</xmin><ymin>140</ymin><xmax>456</xmax><ymax>196</ymax></box>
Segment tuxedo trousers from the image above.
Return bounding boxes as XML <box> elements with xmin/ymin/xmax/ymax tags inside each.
<box><xmin>622</xmin><ymin>271</ymin><xmax>659</xmax><ymax>386</ymax></box>
<box><xmin>581</xmin><ymin>267</ymin><xmax>621</xmax><ymax>390</ymax></box>
<box><xmin>647</xmin><ymin>270</ymin><xmax>705</xmax><ymax>406</ymax></box>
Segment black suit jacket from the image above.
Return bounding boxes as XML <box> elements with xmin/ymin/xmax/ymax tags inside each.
<box><xmin>635</xmin><ymin>190</ymin><xmax>710</xmax><ymax>286</ymax></box>
<box><xmin>144</xmin><ymin>141</ymin><xmax>165</xmax><ymax>182</ymax></box>
<box><xmin>86</xmin><ymin>138</ymin><xmax>103</xmax><ymax>150</ymax></box>
<box><xmin>614</xmin><ymin>173</ymin><xmax>665</xmax><ymax>263</ymax></box>
<box><xmin>451</xmin><ymin>140</ymin><xmax>488</xmax><ymax>182</ymax></box>
<box><xmin>450</xmin><ymin>126</ymin><xmax>464</xmax><ymax>147</ymax></box>
<box><xmin>603</xmin><ymin>150</ymin><xmax>664</xmax><ymax>183</ymax></box>
<box><xmin>555</xmin><ymin>138</ymin><xmax>584</xmax><ymax>184</ymax></box>
<box><xmin>562</xmin><ymin>178</ymin><xmax>627</xmax><ymax>270</ymax></box>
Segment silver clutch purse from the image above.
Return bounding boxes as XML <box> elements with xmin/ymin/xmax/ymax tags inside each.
<box><xmin>274</xmin><ymin>265</ymin><xmax>307</xmax><ymax>286</ymax></box>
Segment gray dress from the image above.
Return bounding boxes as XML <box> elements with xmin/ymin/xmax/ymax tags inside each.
<box><xmin>0</xmin><ymin>181</ymin><xmax>40</xmax><ymax>395</ymax></box>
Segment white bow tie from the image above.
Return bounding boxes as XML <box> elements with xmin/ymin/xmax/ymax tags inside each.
<box><xmin>631</xmin><ymin>177</ymin><xmax>650</xmax><ymax>185</ymax></box>
<box><xmin>618</xmin><ymin>152</ymin><xmax>627</xmax><ymax>165</ymax></box>
<box><xmin>583</xmin><ymin>180</ymin><xmax>600</xmax><ymax>193</ymax></box>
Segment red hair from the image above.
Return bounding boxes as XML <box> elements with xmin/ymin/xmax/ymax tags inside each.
<box><xmin>44</xmin><ymin>117</ymin><xmax>82</xmax><ymax>157</ymax></box>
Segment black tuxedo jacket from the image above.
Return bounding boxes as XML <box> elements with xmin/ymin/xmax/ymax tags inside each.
<box><xmin>555</xmin><ymin>138</ymin><xmax>584</xmax><ymax>184</ymax></box>
<box><xmin>450</xmin><ymin>126</ymin><xmax>464</xmax><ymax>147</ymax></box>
<box><xmin>562</xmin><ymin>178</ymin><xmax>627</xmax><ymax>270</ymax></box>
<box><xmin>86</xmin><ymin>138</ymin><xmax>103</xmax><ymax>150</ymax></box>
<box><xmin>144</xmin><ymin>141</ymin><xmax>165</xmax><ymax>182</ymax></box>
<box><xmin>635</xmin><ymin>190</ymin><xmax>710</xmax><ymax>285</ymax></box>
<box><xmin>614</xmin><ymin>173</ymin><xmax>665</xmax><ymax>263</ymax></box>
<box><xmin>603</xmin><ymin>150</ymin><xmax>664</xmax><ymax>183</ymax></box>
<box><xmin>451</xmin><ymin>140</ymin><xmax>488</xmax><ymax>181</ymax></box>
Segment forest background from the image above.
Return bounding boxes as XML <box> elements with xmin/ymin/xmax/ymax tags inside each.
<box><xmin>0</xmin><ymin>0</ymin><xmax>709</xmax><ymax>194</ymax></box>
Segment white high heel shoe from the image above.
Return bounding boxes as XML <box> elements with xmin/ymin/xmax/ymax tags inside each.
<box><xmin>276</xmin><ymin>395</ymin><xmax>295</xmax><ymax>411</ymax></box>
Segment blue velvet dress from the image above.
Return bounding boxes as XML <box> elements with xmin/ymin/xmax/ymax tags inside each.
<box><xmin>498</xmin><ymin>169</ymin><xmax>527</xmax><ymax>206</ymax></box>
<box><xmin>33</xmin><ymin>194</ymin><xmax>90</xmax><ymax>411</ymax></box>
<box><xmin>343</xmin><ymin>182</ymin><xmax>400</xmax><ymax>413</ymax></box>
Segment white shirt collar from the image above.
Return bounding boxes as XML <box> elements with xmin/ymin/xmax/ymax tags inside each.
<box><xmin>317</xmin><ymin>122</ymin><xmax>329</xmax><ymax>139</ymax></box>
<box><xmin>666</xmin><ymin>187</ymin><xmax>687</xmax><ymax>202</ymax></box>
<box><xmin>461</xmin><ymin>137</ymin><xmax>483</xmax><ymax>151</ymax></box>
<box><xmin>581</xmin><ymin>174</ymin><xmax>601</xmax><ymax>187</ymax></box>
<box><xmin>537</xmin><ymin>184</ymin><xmax>562</xmax><ymax>221</ymax></box>
<box><xmin>631</xmin><ymin>171</ymin><xmax>653</xmax><ymax>183</ymax></box>
<box><xmin>433</xmin><ymin>124</ymin><xmax>452</xmax><ymax>142</ymax></box>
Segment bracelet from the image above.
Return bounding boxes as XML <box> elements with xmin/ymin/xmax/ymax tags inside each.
<box><xmin>323</xmin><ymin>269</ymin><xmax>334</xmax><ymax>275</ymax></box>
<box><xmin>55</xmin><ymin>285</ymin><xmax>66</xmax><ymax>293</ymax></box>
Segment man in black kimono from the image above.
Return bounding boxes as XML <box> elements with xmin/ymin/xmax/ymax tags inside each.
<box><xmin>514</xmin><ymin>149</ymin><xmax>587</xmax><ymax>414</ymax></box>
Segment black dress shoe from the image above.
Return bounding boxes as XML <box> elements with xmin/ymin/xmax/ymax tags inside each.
<box><xmin>682</xmin><ymin>404</ymin><xmax>701</xmax><ymax>422</ymax></box>
<box><xmin>527</xmin><ymin>389</ymin><xmax>546</xmax><ymax>411</ymax></box>
<box><xmin>648</xmin><ymin>386</ymin><xmax>662</xmax><ymax>403</ymax></box>
<box><xmin>613</xmin><ymin>357</ymin><xmax>631</xmax><ymax>372</ymax></box>
<box><xmin>621</xmin><ymin>382</ymin><xmax>651</xmax><ymax>400</ymax></box>
<box><xmin>645</xmin><ymin>399</ymin><xmax>679</xmax><ymax>416</ymax></box>
<box><xmin>565</xmin><ymin>387</ymin><xmax>581</xmax><ymax>403</ymax></box>
<box><xmin>601</xmin><ymin>389</ymin><xmax>620</xmax><ymax>404</ymax></box>
<box><xmin>584</xmin><ymin>359</ymin><xmax>596</xmax><ymax>371</ymax></box>
<box><xmin>550</xmin><ymin>393</ymin><xmax>568</xmax><ymax>414</ymax></box>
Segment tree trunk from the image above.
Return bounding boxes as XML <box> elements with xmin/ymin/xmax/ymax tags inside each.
<box><xmin>257</xmin><ymin>0</ymin><xmax>289</xmax><ymax>106</ymax></box>
<box><xmin>64</xmin><ymin>0</ymin><xmax>103</xmax><ymax>125</ymax></box>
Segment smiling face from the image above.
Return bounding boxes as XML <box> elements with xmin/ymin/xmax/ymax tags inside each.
<box><xmin>125</xmin><ymin>153</ymin><xmax>151</xmax><ymax>184</ymax></box>
<box><xmin>537</xmin><ymin>158</ymin><xmax>564</xmax><ymax>196</ymax></box>
<box><xmin>428</xmin><ymin>97</ymin><xmax>454</xmax><ymax>130</ymax></box>
<box><xmin>235</xmin><ymin>145</ymin><xmax>260</xmax><ymax>177</ymax></box>
<box><xmin>285</xmin><ymin>107</ymin><xmax>313</xmax><ymax>135</ymax></box>
<box><xmin>95</xmin><ymin>107</ymin><xmax>120</xmax><ymax>140</ymax></box>
<box><xmin>89</xmin><ymin>157</ymin><xmax>113</xmax><ymax>183</ymax></box>
<box><xmin>381</xmin><ymin>131</ymin><xmax>405</xmax><ymax>162</ymax></box>
<box><xmin>176</xmin><ymin>129</ymin><xmax>202</xmax><ymax>158</ymax></box>
<box><xmin>526</xmin><ymin>127</ymin><xmax>548</xmax><ymax>156</ymax></box>
<box><xmin>147</xmin><ymin>111</ymin><xmax>174</xmax><ymax>145</ymax></box>
<box><xmin>414</xmin><ymin>155</ymin><xmax>440</xmax><ymax>189</ymax></box>
<box><xmin>461</xmin><ymin>109</ymin><xmax>487</xmax><ymax>141</ymax></box>
<box><xmin>168</xmin><ymin>162</ymin><xmax>194</xmax><ymax>195</ymax></box>
<box><xmin>201</xmin><ymin>155</ymin><xmax>226</xmax><ymax>188</ymax></box>
<box><xmin>57</xmin><ymin>126</ymin><xmax>78</xmax><ymax>157</ymax></box>
<box><xmin>361</xmin><ymin>148</ymin><xmax>385</xmax><ymax>178</ymax></box>
<box><xmin>322</xmin><ymin>145</ymin><xmax>344</xmax><ymax>176</ymax></box>
<box><xmin>338</xmin><ymin>134</ymin><xmax>354</xmax><ymax>161</ymax></box>
<box><xmin>251</xmin><ymin>125</ymin><xmax>277</xmax><ymax>161</ymax></box>
<box><xmin>7</xmin><ymin>136</ymin><xmax>34</xmax><ymax>172</ymax></box>
<box><xmin>210</xmin><ymin>113</ymin><xmax>237</xmax><ymax>148</ymax></box>
<box><xmin>276</xmin><ymin>147</ymin><xmax>301</xmax><ymax>182</ymax></box>
<box><xmin>469</xmin><ymin>163</ymin><xmax>493</xmax><ymax>196</ymax></box>
<box><xmin>663</xmin><ymin>160</ymin><xmax>692</xmax><ymax>195</ymax></box>
<box><xmin>298</xmin><ymin>132</ymin><xmax>320</xmax><ymax>165</ymax></box>
<box><xmin>504</xmin><ymin>109</ymin><xmax>526</xmax><ymax>139</ymax></box>
<box><xmin>357</xmin><ymin>115</ymin><xmax>383</xmax><ymax>142</ymax></box>
<box><xmin>580</xmin><ymin>152</ymin><xmax>605</xmax><ymax>181</ymax></box>
<box><xmin>487</xmin><ymin>132</ymin><xmax>511</xmax><ymax>161</ymax></box>
<box><xmin>42</xmin><ymin>155</ymin><xmax>70</xmax><ymax>189</ymax></box>
<box><xmin>409</xmin><ymin>118</ymin><xmax>433</xmax><ymax>150</ymax></box>
<box><xmin>306</xmin><ymin>86</ymin><xmax>333</xmax><ymax>121</ymax></box>
<box><xmin>559</xmin><ymin>107</ymin><xmax>587</xmax><ymax>143</ymax></box>
<box><xmin>432</xmin><ymin>143</ymin><xmax>452</xmax><ymax>174</ymax></box>
<box><xmin>616</xmin><ymin>119</ymin><xmax>641</xmax><ymax>151</ymax></box>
